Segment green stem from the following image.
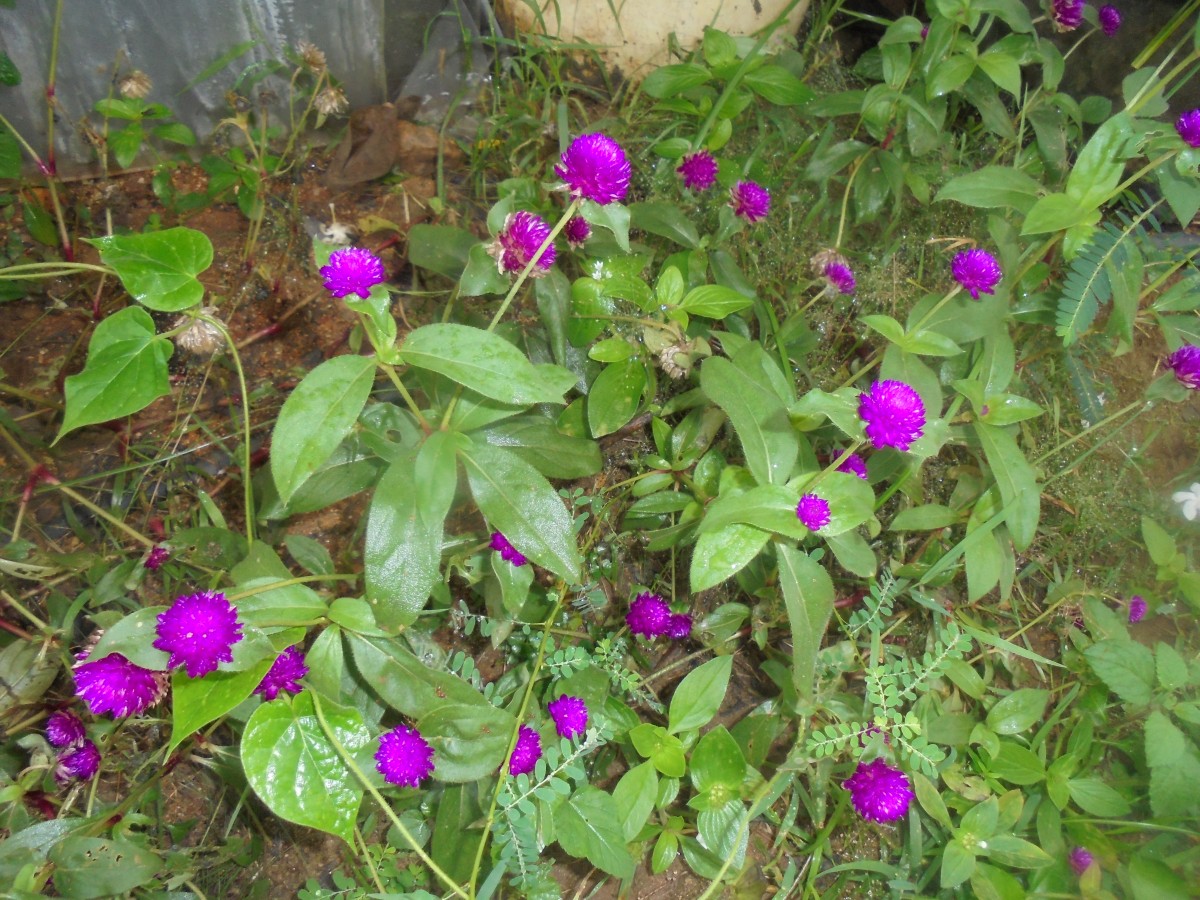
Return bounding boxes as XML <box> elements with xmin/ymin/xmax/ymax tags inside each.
<box><xmin>908</xmin><ymin>285</ymin><xmax>964</xmax><ymax>335</ymax></box>
<box><xmin>487</xmin><ymin>198</ymin><xmax>580</xmax><ymax>332</ymax></box>
<box><xmin>0</xmin><ymin>262</ymin><xmax>114</xmax><ymax>279</ymax></box>
<box><xmin>198</xmin><ymin>313</ymin><xmax>255</xmax><ymax>545</ymax></box>
<box><xmin>833</xmin><ymin>155</ymin><xmax>865</xmax><ymax>250</ymax></box>
<box><xmin>1032</xmin><ymin>398</ymin><xmax>1145</xmax><ymax>468</ymax></box>
<box><xmin>694</xmin><ymin>773</ymin><xmax>784</xmax><ymax>900</ymax></box>
<box><xmin>0</xmin><ymin>589</ymin><xmax>51</xmax><ymax>633</ymax></box>
<box><xmin>379</xmin><ymin>361</ymin><xmax>432</xmax><ymax>433</ymax></box>
<box><xmin>55</xmin><ymin>482</ymin><xmax>155</xmax><ymax>547</ymax></box>
<box><xmin>310</xmin><ymin>693</ymin><xmax>470</xmax><ymax>899</ymax></box>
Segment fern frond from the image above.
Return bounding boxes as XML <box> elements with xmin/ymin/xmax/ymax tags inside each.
<box><xmin>1057</xmin><ymin>224</ymin><xmax>1123</xmax><ymax>345</ymax></box>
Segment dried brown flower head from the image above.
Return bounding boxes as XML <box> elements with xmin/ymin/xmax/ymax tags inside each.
<box><xmin>314</xmin><ymin>86</ymin><xmax>348</xmax><ymax>117</ymax></box>
<box><xmin>118</xmin><ymin>70</ymin><xmax>152</xmax><ymax>100</ymax></box>
<box><xmin>296</xmin><ymin>40</ymin><xmax>327</xmax><ymax>73</ymax></box>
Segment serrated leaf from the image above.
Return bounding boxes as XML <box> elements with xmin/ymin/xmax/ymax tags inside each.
<box><xmin>554</xmin><ymin>787</ymin><xmax>635</xmax><ymax>879</ymax></box>
<box><xmin>87</xmin><ymin>227</ymin><xmax>213</xmax><ymax>311</ymax></box>
<box><xmin>1084</xmin><ymin>639</ymin><xmax>1155</xmax><ymax>706</ymax></box>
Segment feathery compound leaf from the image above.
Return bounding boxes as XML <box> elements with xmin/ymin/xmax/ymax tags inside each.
<box><xmin>1056</xmin><ymin>224</ymin><xmax>1123</xmax><ymax>345</ymax></box>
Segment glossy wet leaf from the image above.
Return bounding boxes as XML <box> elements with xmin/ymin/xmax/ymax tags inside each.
<box><xmin>700</xmin><ymin>355</ymin><xmax>797</xmax><ymax>485</ymax></box>
<box><xmin>48</xmin><ymin>837</ymin><xmax>160</xmax><ymax>899</ymax></box>
<box><xmin>480</xmin><ymin>415</ymin><xmax>602</xmax><ymax>479</ymax></box>
<box><xmin>88</xmin><ymin>226</ymin><xmax>213</xmax><ymax>311</ymax></box>
<box><xmin>612</xmin><ymin>761</ymin><xmax>658</xmax><ymax>842</ymax></box>
<box><xmin>744</xmin><ymin>65</ymin><xmax>814</xmax><ymax>106</ymax></box>
<box><xmin>629</xmin><ymin>201</ymin><xmax>700</xmax><ymax>248</ymax></box>
<box><xmin>418</xmin><ymin>702</ymin><xmax>514</xmax><ymax>782</ymax></box>
<box><xmin>690</xmin><ymin>726</ymin><xmax>745</xmax><ymax>792</ymax></box>
<box><xmin>588</xmin><ymin>358</ymin><xmax>646</xmax><ymax>437</ymax></box>
<box><xmin>986</xmin><ymin>688</ymin><xmax>1048</xmax><ymax>735</ymax></box>
<box><xmin>169</xmin><ymin>657</ymin><xmax>273</xmax><ymax>752</ymax></box>
<box><xmin>57</xmin><ymin>329</ymin><xmax>173</xmax><ymax>442</ymax></box>
<box><xmin>668</xmin><ymin>655</ymin><xmax>732</xmax><ymax>735</ymax></box>
<box><xmin>242</xmin><ymin>692</ymin><xmax>371</xmax><ymax>843</ymax></box>
<box><xmin>777</xmin><ymin>545</ymin><xmax>834</xmax><ymax>702</ymax></box>
<box><xmin>974</xmin><ymin>422</ymin><xmax>1038</xmax><ymax>552</ymax></box>
<box><xmin>554</xmin><ymin>787</ymin><xmax>635</xmax><ymax>879</ymax></box>
<box><xmin>690</xmin><ymin>522</ymin><xmax>769</xmax><ymax>591</ymax></box>
<box><xmin>271</xmin><ymin>354</ymin><xmax>376</xmax><ymax>504</ymax></box>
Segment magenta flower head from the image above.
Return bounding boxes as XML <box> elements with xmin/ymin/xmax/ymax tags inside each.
<box><xmin>509</xmin><ymin>724</ymin><xmax>543</xmax><ymax>776</ymax></box>
<box><xmin>666</xmin><ymin>613</ymin><xmax>693</xmax><ymax>640</ymax></box>
<box><xmin>154</xmin><ymin>590</ymin><xmax>244</xmax><ymax>679</ymax></box>
<box><xmin>627</xmin><ymin>592</ymin><xmax>671</xmax><ymax>637</ymax></box>
<box><xmin>951</xmin><ymin>248</ymin><xmax>1002</xmax><ymax>300</ymax></box>
<box><xmin>824</xmin><ymin>262</ymin><xmax>856</xmax><ymax>295</ymax></box>
<box><xmin>489</xmin><ymin>210</ymin><xmax>556</xmax><ymax>276</ymax></box>
<box><xmin>254</xmin><ymin>645</ymin><xmax>309</xmax><ymax>701</ymax></box>
<box><xmin>547</xmin><ymin>695</ymin><xmax>589</xmax><ymax>740</ymax></box>
<box><xmin>859</xmin><ymin>380</ymin><xmax>927</xmax><ymax>452</ymax></box>
<box><xmin>1177</xmin><ymin>110</ymin><xmax>1200</xmax><ymax>148</ymax></box>
<box><xmin>319</xmin><ymin>247</ymin><xmax>387</xmax><ymax>299</ymax></box>
<box><xmin>375</xmin><ymin>724</ymin><xmax>436</xmax><ymax>787</ymax></box>
<box><xmin>55</xmin><ymin>740</ymin><xmax>101</xmax><ymax>784</ymax></box>
<box><xmin>1051</xmin><ymin>0</ymin><xmax>1083</xmax><ymax>30</ymax></box>
<box><xmin>73</xmin><ymin>653</ymin><xmax>165</xmax><ymax>718</ymax></box>
<box><xmin>838</xmin><ymin>452</ymin><xmax>869</xmax><ymax>480</ymax></box>
<box><xmin>729</xmin><ymin>180</ymin><xmax>770</xmax><ymax>223</ymax></box>
<box><xmin>143</xmin><ymin>545</ymin><xmax>170</xmax><ymax>571</ymax></box>
<box><xmin>844</xmin><ymin>758</ymin><xmax>913</xmax><ymax>823</ymax></box>
<box><xmin>490</xmin><ymin>531</ymin><xmax>527</xmax><ymax>567</ymax></box>
<box><xmin>797</xmin><ymin>493</ymin><xmax>832</xmax><ymax>532</ymax></box>
<box><xmin>1069</xmin><ymin>847</ymin><xmax>1095</xmax><ymax>875</ymax></box>
<box><xmin>1128</xmin><ymin>595</ymin><xmax>1147</xmax><ymax>624</ymax></box>
<box><xmin>564</xmin><ymin>215</ymin><xmax>591</xmax><ymax>247</ymax></box>
<box><xmin>556</xmin><ymin>133</ymin><xmax>631</xmax><ymax>205</ymax></box>
<box><xmin>1098</xmin><ymin>5</ymin><xmax>1121</xmax><ymax>35</ymax></box>
<box><xmin>1166</xmin><ymin>344</ymin><xmax>1200</xmax><ymax>390</ymax></box>
<box><xmin>677</xmin><ymin>150</ymin><xmax>718</xmax><ymax>191</ymax></box>
<box><xmin>46</xmin><ymin>710</ymin><xmax>86</xmax><ymax>748</ymax></box>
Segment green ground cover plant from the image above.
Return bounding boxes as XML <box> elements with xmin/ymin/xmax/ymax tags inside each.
<box><xmin>1</xmin><ymin>0</ymin><xmax>1199</xmax><ymax>897</ymax></box>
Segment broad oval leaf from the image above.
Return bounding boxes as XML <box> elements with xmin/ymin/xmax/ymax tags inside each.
<box><xmin>554</xmin><ymin>787</ymin><xmax>636</xmax><ymax>879</ymax></box>
<box><xmin>58</xmin><ymin>333</ymin><xmax>173</xmax><ymax>441</ymax></box>
<box><xmin>667</xmin><ymin>655</ymin><xmax>732</xmax><ymax>735</ymax></box>
<box><xmin>272</xmin><ymin>354</ymin><xmax>376</xmax><ymax>504</ymax></box>
<box><xmin>48</xmin><ymin>837</ymin><xmax>160</xmax><ymax>899</ymax></box>
<box><xmin>419</xmin><ymin>703</ymin><xmax>515</xmax><ymax>782</ymax></box>
<box><xmin>242</xmin><ymin>692</ymin><xmax>371</xmax><ymax>843</ymax></box>
<box><xmin>743</xmin><ymin>65</ymin><xmax>814</xmax><ymax>106</ymax></box>
<box><xmin>678</xmin><ymin>284</ymin><xmax>754</xmax><ymax>319</ymax></box>
<box><xmin>588</xmin><ymin>358</ymin><xmax>646</xmax><ymax>438</ymax></box>
<box><xmin>642</xmin><ymin>63</ymin><xmax>711</xmax><ymax>99</ymax></box>
<box><xmin>169</xmin><ymin>657</ymin><xmax>274</xmax><ymax>752</ymax></box>
<box><xmin>690</xmin><ymin>522</ymin><xmax>769</xmax><ymax>592</ymax></box>
<box><xmin>690</xmin><ymin>726</ymin><xmax>746</xmax><ymax>792</ymax></box>
<box><xmin>700</xmin><ymin>356</ymin><xmax>798</xmax><ymax>485</ymax></box>
<box><xmin>629</xmin><ymin>201</ymin><xmax>701</xmax><ymax>249</ymax></box>
<box><xmin>399</xmin><ymin>323</ymin><xmax>574</xmax><ymax>406</ymax></box>
<box><xmin>985</xmin><ymin>687</ymin><xmax>1048</xmax><ymax>734</ymax></box>
<box><xmin>88</xmin><ymin>227</ymin><xmax>213</xmax><ymax>311</ymax></box>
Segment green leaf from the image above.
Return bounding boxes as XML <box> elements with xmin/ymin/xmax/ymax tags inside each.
<box><xmin>980</xmin><ymin>834</ymin><xmax>1052</xmax><ymax>869</ymax></box>
<box><xmin>690</xmin><ymin>523</ymin><xmax>769</xmax><ymax>592</ymax></box>
<box><xmin>743</xmin><ymin>65</ymin><xmax>814</xmax><ymax>106</ymax></box>
<box><xmin>703</xmin><ymin>27</ymin><xmax>738</xmax><ymax>67</ymax></box>
<box><xmin>87</xmin><ymin>227</ymin><xmax>213</xmax><ymax>311</ymax></box>
<box><xmin>553</xmin><ymin>787</ymin><xmax>635</xmax><ymax>879</ymax></box>
<box><xmin>977</xmin><ymin>48</ymin><xmax>1021</xmax><ymax>97</ymax></box>
<box><xmin>988</xmin><ymin>741</ymin><xmax>1045</xmax><ymax>785</ymax></box>
<box><xmin>151</xmin><ymin>122</ymin><xmax>197</xmax><ymax>147</ymax></box>
<box><xmin>365</xmin><ymin>434</ymin><xmax>457</xmax><ymax>629</ymax></box>
<box><xmin>399</xmin><ymin>323</ymin><xmax>573</xmax><ymax>406</ymax></box>
<box><xmin>1066</xmin><ymin>777</ymin><xmax>1131</xmax><ymax>816</ymax></box>
<box><xmin>629</xmin><ymin>201</ymin><xmax>701</xmax><ymax>249</ymax></box>
<box><xmin>580</xmin><ymin>200</ymin><xmax>630</xmax><ymax>252</ymax></box>
<box><xmin>689</xmin><ymin>726</ymin><xmax>746</xmax><ymax>792</ymax></box>
<box><xmin>1141</xmin><ymin>516</ymin><xmax>1177</xmax><ymax>566</ymax></box>
<box><xmin>169</xmin><ymin>657</ymin><xmax>274</xmax><ymax>752</ymax></box>
<box><xmin>891</xmin><ymin>504</ymin><xmax>959</xmax><ymax>531</ymax></box>
<box><xmin>777</xmin><ymin>545</ymin><xmax>834</xmax><ymax>702</ymax></box>
<box><xmin>109</xmin><ymin>123</ymin><xmax>144</xmax><ymax>169</ymax></box>
<box><xmin>642</xmin><ymin>63</ymin><xmax>711</xmax><ymax>99</ymax></box>
<box><xmin>613</xmin><ymin>761</ymin><xmax>658</xmax><ymax>842</ymax></box>
<box><xmin>941</xmin><ymin>840</ymin><xmax>978</xmax><ymax>889</ymax></box>
<box><xmin>242</xmin><ymin>693</ymin><xmax>371</xmax><ymax>843</ymax></box>
<box><xmin>418</xmin><ymin>702</ymin><xmax>515</xmax><ymax>782</ymax></box>
<box><xmin>0</xmin><ymin>51</ymin><xmax>20</xmax><ymax>86</ymax></box>
<box><xmin>986</xmin><ymin>688</ymin><xmax>1048</xmax><ymax>735</ymax></box>
<box><xmin>974</xmin><ymin>422</ymin><xmax>1038</xmax><ymax>552</ymax></box>
<box><xmin>457</xmin><ymin>242</ymin><xmax>511</xmax><ymax>296</ymax></box>
<box><xmin>1065</xmin><ymin>113</ymin><xmax>1134</xmax><ymax>212</ymax></box>
<box><xmin>588</xmin><ymin>358</ymin><xmax>646</xmax><ymax>438</ymax></box>
<box><xmin>0</xmin><ymin>125</ymin><xmax>20</xmax><ymax>180</ymax></box>
<box><xmin>407</xmin><ymin>224</ymin><xmax>478</xmax><ymax>280</ymax></box>
<box><xmin>271</xmin><ymin>354</ymin><xmax>376</xmax><ymax>504</ymax></box>
<box><xmin>458</xmin><ymin>438</ymin><xmax>582</xmax><ymax>582</ymax></box>
<box><xmin>913</xmin><ymin>771</ymin><xmax>952</xmax><ymax>829</ymax></box>
<box><xmin>1145</xmin><ymin>710</ymin><xmax>1185</xmax><ymax>769</ymax></box>
<box><xmin>481</xmin><ymin>415</ymin><xmax>602</xmax><ymax>479</ymax></box>
<box><xmin>48</xmin><ymin>837</ymin><xmax>160</xmax><ymax>899</ymax></box>
<box><xmin>700</xmin><ymin>356</ymin><xmax>797</xmax><ymax>485</ymax></box>
<box><xmin>630</xmin><ymin>723</ymin><xmax>687</xmax><ymax>777</ymax></box>
<box><xmin>678</xmin><ymin>284</ymin><xmax>753</xmax><ymax>319</ymax></box>
<box><xmin>1021</xmin><ymin>192</ymin><xmax>1100</xmax><ymax>236</ymax></box>
<box><xmin>0</xmin><ymin>640</ymin><xmax>58</xmax><ymax>714</ymax></box>
<box><xmin>1084</xmin><ymin>639</ymin><xmax>1155</xmax><ymax>706</ymax></box>
<box><xmin>57</xmin><ymin>328</ymin><xmax>173</xmax><ymax>441</ymax></box>
<box><xmin>927</xmin><ymin>54</ymin><xmax>976</xmax><ymax>98</ymax></box>
<box><xmin>668</xmin><ymin>655</ymin><xmax>732</xmax><ymax>735</ymax></box>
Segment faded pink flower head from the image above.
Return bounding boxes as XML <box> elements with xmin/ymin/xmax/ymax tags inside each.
<box><xmin>254</xmin><ymin>645</ymin><xmax>309</xmax><ymax>701</ymax></box>
<box><xmin>46</xmin><ymin>710</ymin><xmax>87</xmax><ymax>748</ymax></box>
<box><xmin>375</xmin><ymin>724</ymin><xmax>436</xmax><ymax>787</ymax></box>
<box><xmin>1128</xmin><ymin>595</ymin><xmax>1147</xmax><ymax>624</ymax></box>
<box><xmin>844</xmin><ymin>758</ymin><xmax>913</xmax><ymax>823</ymax></box>
<box><xmin>1069</xmin><ymin>847</ymin><xmax>1095</xmax><ymax>875</ymax></box>
<box><xmin>555</xmin><ymin>133</ymin><xmax>631</xmax><ymax>205</ymax></box>
<box><xmin>143</xmin><ymin>545</ymin><xmax>170</xmax><ymax>571</ymax></box>
<box><xmin>154</xmin><ymin>590</ymin><xmax>244</xmax><ymax>678</ymax></box>
<box><xmin>1177</xmin><ymin>110</ymin><xmax>1200</xmax><ymax>148</ymax></box>
<box><xmin>626</xmin><ymin>592</ymin><xmax>671</xmax><ymax>638</ymax></box>
<box><xmin>509</xmin><ymin>724</ymin><xmax>543</xmax><ymax>776</ymax></box>
<box><xmin>1166</xmin><ymin>344</ymin><xmax>1200</xmax><ymax>390</ymax></box>
<box><xmin>1098</xmin><ymin>5</ymin><xmax>1121</xmax><ymax>35</ymax></box>
<box><xmin>729</xmin><ymin>180</ymin><xmax>770</xmax><ymax>223</ymax></box>
<box><xmin>1052</xmin><ymin>0</ymin><xmax>1083</xmax><ymax>30</ymax></box>
<box><xmin>490</xmin><ymin>531</ymin><xmax>527</xmax><ymax>567</ymax></box>
<box><xmin>564</xmin><ymin>215</ymin><xmax>591</xmax><ymax>247</ymax></box>
<box><xmin>73</xmin><ymin>653</ymin><xmax>165</xmax><ymax>718</ymax></box>
<box><xmin>858</xmin><ymin>380</ymin><xmax>927</xmax><ymax>452</ymax></box>
<box><xmin>797</xmin><ymin>493</ymin><xmax>831</xmax><ymax>532</ymax></box>
<box><xmin>319</xmin><ymin>247</ymin><xmax>387</xmax><ymax>299</ymax></box>
<box><xmin>676</xmin><ymin>150</ymin><xmax>718</xmax><ymax>191</ymax></box>
<box><xmin>951</xmin><ymin>248</ymin><xmax>1002</xmax><ymax>300</ymax></box>
<box><xmin>489</xmin><ymin>210</ymin><xmax>556</xmax><ymax>276</ymax></box>
<box><xmin>547</xmin><ymin>695</ymin><xmax>589</xmax><ymax>740</ymax></box>
<box><xmin>55</xmin><ymin>739</ymin><xmax>101</xmax><ymax>784</ymax></box>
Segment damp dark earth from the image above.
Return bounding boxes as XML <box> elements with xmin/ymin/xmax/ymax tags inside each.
<box><xmin>2</xmin><ymin>1</ymin><xmax>1200</xmax><ymax>898</ymax></box>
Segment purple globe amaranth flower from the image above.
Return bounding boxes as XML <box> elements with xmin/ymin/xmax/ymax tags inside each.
<box><xmin>626</xmin><ymin>592</ymin><xmax>671</xmax><ymax>638</ymax></box>
<box><xmin>729</xmin><ymin>180</ymin><xmax>770</xmax><ymax>223</ymax></box>
<box><xmin>838</xmin><ymin>452</ymin><xmax>869</xmax><ymax>480</ymax></box>
<box><xmin>797</xmin><ymin>493</ymin><xmax>832</xmax><ymax>532</ymax></box>
<box><xmin>1051</xmin><ymin>0</ymin><xmax>1083</xmax><ymax>30</ymax></box>
<box><xmin>859</xmin><ymin>380</ymin><xmax>927</xmax><ymax>452</ymax></box>
<box><xmin>676</xmin><ymin>150</ymin><xmax>718</xmax><ymax>191</ymax></box>
<box><xmin>1069</xmin><ymin>847</ymin><xmax>1095</xmax><ymax>875</ymax></box>
<box><xmin>490</xmin><ymin>532</ymin><xmax>528</xmax><ymax>567</ymax></box>
<box><xmin>254</xmin><ymin>645</ymin><xmax>309</xmax><ymax>701</ymax></box>
<box><xmin>319</xmin><ymin>247</ymin><xmax>387</xmax><ymax>299</ymax></box>
<box><xmin>547</xmin><ymin>695</ymin><xmax>589</xmax><ymax>740</ymax></box>
<box><xmin>556</xmin><ymin>133</ymin><xmax>631</xmax><ymax>205</ymax></box>
<box><xmin>666</xmin><ymin>613</ymin><xmax>693</xmax><ymax>640</ymax></box>
<box><xmin>143</xmin><ymin>545</ymin><xmax>170</xmax><ymax>571</ymax></box>
<box><xmin>73</xmin><ymin>653</ymin><xmax>165</xmax><ymax>718</ymax></box>
<box><xmin>375</xmin><ymin>725</ymin><xmax>436</xmax><ymax>787</ymax></box>
<box><xmin>489</xmin><ymin>210</ymin><xmax>556</xmax><ymax>276</ymax></box>
<box><xmin>1177</xmin><ymin>110</ymin><xmax>1200</xmax><ymax>148</ymax></box>
<box><xmin>564</xmin><ymin>215</ymin><xmax>591</xmax><ymax>247</ymax></box>
<box><xmin>1098</xmin><ymin>5</ymin><xmax>1121</xmax><ymax>35</ymax></box>
<box><xmin>952</xmin><ymin>248</ymin><xmax>1002</xmax><ymax>300</ymax></box>
<box><xmin>509</xmin><ymin>724</ymin><xmax>543</xmax><ymax>776</ymax></box>
<box><xmin>844</xmin><ymin>758</ymin><xmax>913</xmax><ymax>823</ymax></box>
<box><xmin>46</xmin><ymin>710</ymin><xmax>86</xmax><ymax>748</ymax></box>
<box><xmin>1128</xmin><ymin>595</ymin><xmax>1147</xmax><ymax>624</ymax></box>
<box><xmin>1166</xmin><ymin>344</ymin><xmax>1200</xmax><ymax>390</ymax></box>
<box><xmin>154</xmin><ymin>590</ymin><xmax>244</xmax><ymax>679</ymax></box>
<box><xmin>55</xmin><ymin>739</ymin><xmax>101</xmax><ymax>784</ymax></box>
<box><xmin>824</xmin><ymin>262</ymin><xmax>856</xmax><ymax>295</ymax></box>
